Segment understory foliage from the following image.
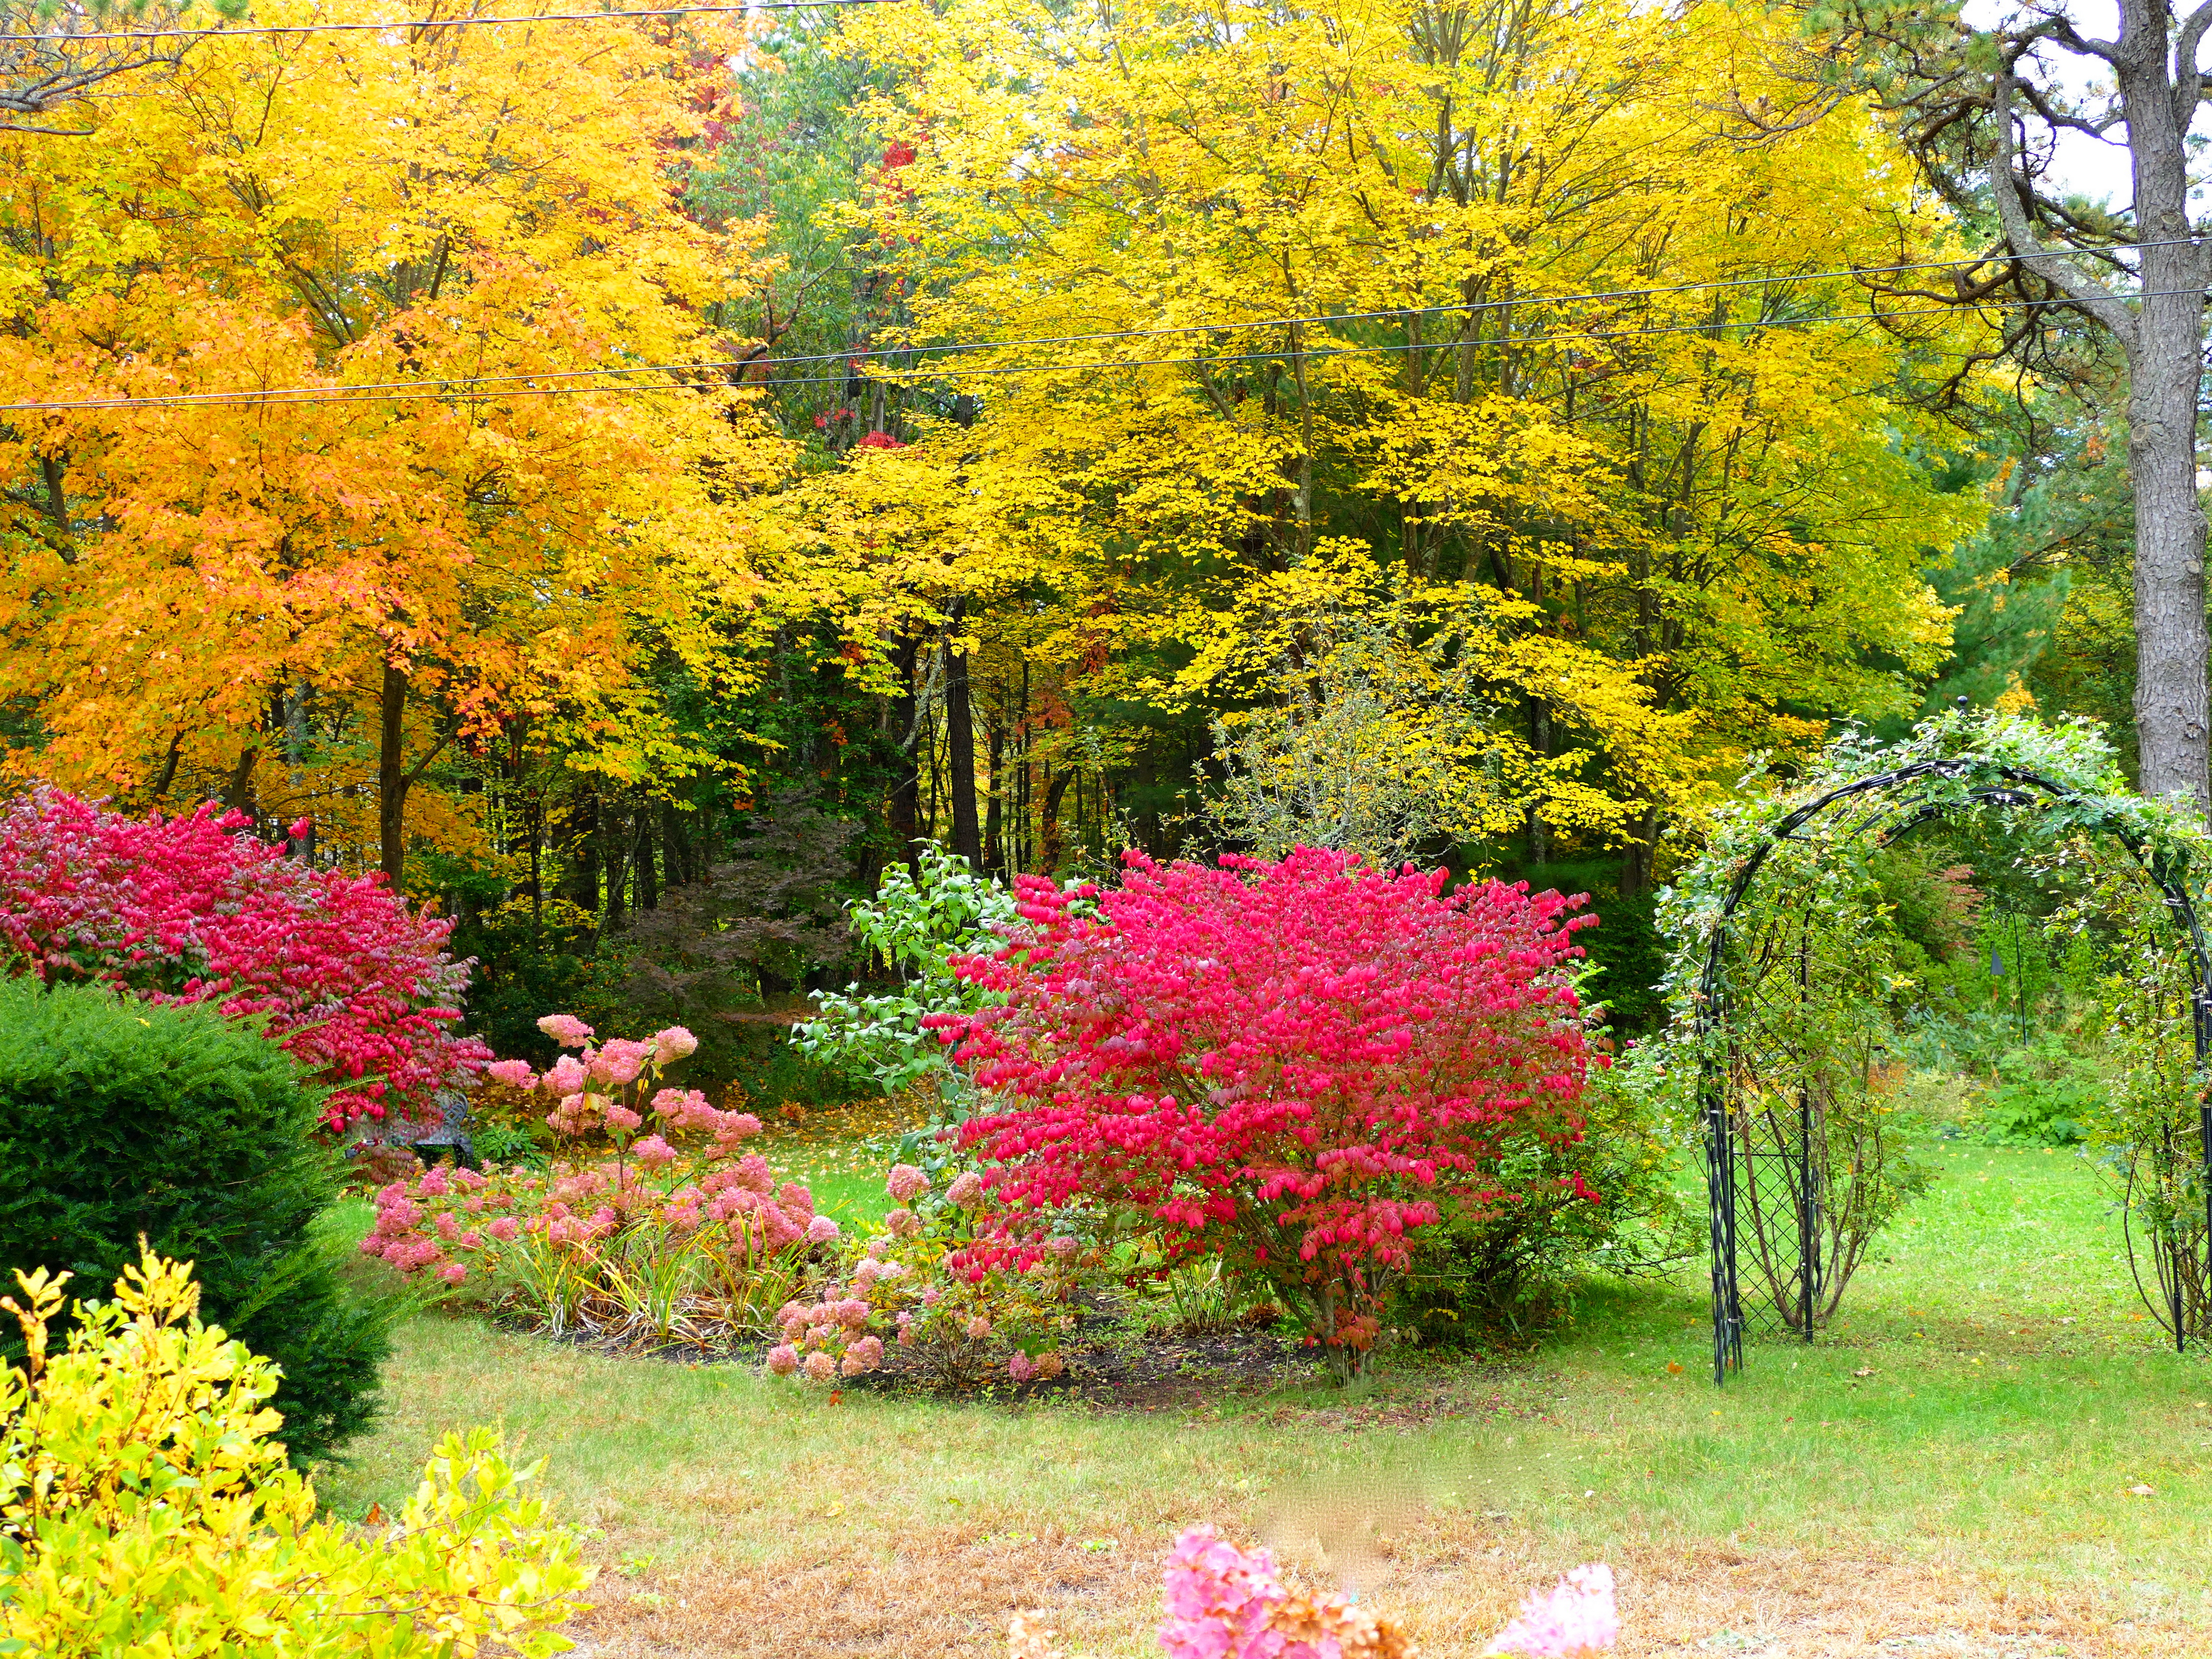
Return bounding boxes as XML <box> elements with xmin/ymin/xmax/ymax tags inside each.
<box><xmin>793</xmin><ymin>844</ymin><xmax>1020</xmax><ymax>1100</ymax></box>
<box><xmin>0</xmin><ymin>977</ymin><xmax>392</xmax><ymax>1461</ymax></box>
<box><xmin>934</xmin><ymin>848</ymin><xmax>1595</xmax><ymax>1378</ymax></box>
<box><xmin>0</xmin><ymin>1248</ymin><xmax>589</xmax><ymax>1658</ymax></box>
<box><xmin>364</xmin><ymin>1016</ymin><xmax>833</xmax><ymax>1347</ymax></box>
<box><xmin>0</xmin><ymin>788</ymin><xmax>487</xmax><ymax>1131</ymax></box>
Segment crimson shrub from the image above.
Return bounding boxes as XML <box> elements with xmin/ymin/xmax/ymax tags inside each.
<box><xmin>0</xmin><ymin>789</ymin><xmax>490</xmax><ymax>1131</ymax></box>
<box><xmin>932</xmin><ymin>847</ymin><xmax>1596</xmax><ymax>1378</ymax></box>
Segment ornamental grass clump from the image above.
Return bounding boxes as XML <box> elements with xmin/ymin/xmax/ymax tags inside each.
<box><xmin>365</xmin><ymin>1015</ymin><xmax>825</xmax><ymax>1348</ymax></box>
<box><xmin>0</xmin><ymin>787</ymin><xmax>489</xmax><ymax>1131</ymax></box>
<box><xmin>932</xmin><ymin>848</ymin><xmax>1595</xmax><ymax>1379</ymax></box>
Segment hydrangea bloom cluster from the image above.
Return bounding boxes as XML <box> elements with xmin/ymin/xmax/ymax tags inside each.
<box><xmin>0</xmin><ymin>787</ymin><xmax>489</xmax><ymax>1129</ymax></box>
<box><xmin>1157</xmin><ymin>1526</ymin><xmax>1418</xmax><ymax>1659</ymax></box>
<box><xmin>763</xmin><ymin>1161</ymin><xmax>1073</xmax><ymax>1389</ymax></box>
<box><xmin>1482</xmin><ymin>1564</ymin><xmax>1617</xmax><ymax>1658</ymax></box>
<box><xmin>363</xmin><ymin>1017</ymin><xmax>826</xmax><ymax>1344</ymax></box>
<box><xmin>930</xmin><ymin>847</ymin><xmax>1594</xmax><ymax>1374</ymax></box>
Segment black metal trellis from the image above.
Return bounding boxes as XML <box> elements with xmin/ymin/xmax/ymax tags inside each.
<box><xmin>1698</xmin><ymin>759</ymin><xmax>2212</xmax><ymax>1384</ymax></box>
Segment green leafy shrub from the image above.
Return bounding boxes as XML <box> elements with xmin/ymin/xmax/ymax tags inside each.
<box><xmin>1960</xmin><ymin>1038</ymin><xmax>2099</xmax><ymax>1146</ymax></box>
<box><xmin>1395</xmin><ymin>1073</ymin><xmax>1696</xmax><ymax>1341</ymax></box>
<box><xmin>0</xmin><ymin>979</ymin><xmax>392</xmax><ymax>1461</ymax></box>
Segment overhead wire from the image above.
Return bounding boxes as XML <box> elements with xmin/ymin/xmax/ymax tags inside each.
<box><xmin>0</xmin><ymin>0</ymin><xmax>906</xmax><ymax>42</ymax></box>
<box><xmin>0</xmin><ymin>261</ymin><xmax>2201</xmax><ymax>414</ymax></box>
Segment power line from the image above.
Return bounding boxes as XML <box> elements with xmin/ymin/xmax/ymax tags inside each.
<box><xmin>1</xmin><ymin>239</ymin><xmax>2196</xmax><ymax>414</ymax></box>
<box><xmin>6</xmin><ymin>286</ymin><xmax>2196</xmax><ymax>413</ymax></box>
<box><xmin>0</xmin><ymin>0</ymin><xmax>903</xmax><ymax>42</ymax></box>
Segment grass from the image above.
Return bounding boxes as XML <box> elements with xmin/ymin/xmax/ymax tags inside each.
<box><xmin>321</xmin><ymin>1145</ymin><xmax>2212</xmax><ymax>1656</ymax></box>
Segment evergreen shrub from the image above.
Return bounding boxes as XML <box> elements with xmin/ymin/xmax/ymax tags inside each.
<box><xmin>0</xmin><ymin>979</ymin><xmax>391</xmax><ymax>1460</ymax></box>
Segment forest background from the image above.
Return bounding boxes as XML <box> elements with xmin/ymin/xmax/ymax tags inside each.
<box><xmin>0</xmin><ymin>0</ymin><xmax>2157</xmax><ymax>1077</ymax></box>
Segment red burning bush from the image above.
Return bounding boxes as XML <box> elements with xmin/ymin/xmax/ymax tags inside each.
<box><xmin>0</xmin><ymin>788</ymin><xmax>489</xmax><ymax>1131</ymax></box>
<box><xmin>931</xmin><ymin>847</ymin><xmax>1595</xmax><ymax>1377</ymax></box>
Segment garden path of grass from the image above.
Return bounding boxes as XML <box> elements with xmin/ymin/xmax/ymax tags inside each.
<box><xmin>326</xmin><ymin>1144</ymin><xmax>2212</xmax><ymax>1657</ymax></box>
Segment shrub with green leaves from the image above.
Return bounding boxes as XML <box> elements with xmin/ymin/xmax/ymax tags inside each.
<box><xmin>0</xmin><ymin>978</ymin><xmax>392</xmax><ymax>1461</ymax></box>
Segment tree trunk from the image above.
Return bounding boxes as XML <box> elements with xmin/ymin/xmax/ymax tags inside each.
<box><xmin>984</xmin><ymin>719</ymin><xmax>1005</xmax><ymax>874</ymax></box>
<box><xmin>2120</xmin><ymin>0</ymin><xmax>2211</xmax><ymax>811</ymax></box>
<box><xmin>888</xmin><ymin>636</ymin><xmax>922</xmax><ymax>870</ymax></box>
<box><xmin>945</xmin><ymin>639</ymin><xmax>983</xmax><ymax>865</ymax></box>
<box><xmin>378</xmin><ymin>660</ymin><xmax>408</xmax><ymax>888</ymax></box>
<box><xmin>1040</xmin><ymin>768</ymin><xmax>1071</xmax><ymax>873</ymax></box>
<box><xmin>636</xmin><ymin>804</ymin><xmax>659</xmax><ymax>911</ymax></box>
<box><xmin>662</xmin><ymin>799</ymin><xmax>695</xmax><ymax>888</ymax></box>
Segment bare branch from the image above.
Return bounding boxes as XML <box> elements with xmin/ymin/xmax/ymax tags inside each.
<box><xmin>2178</xmin><ymin>0</ymin><xmax>2212</xmax><ymax>126</ymax></box>
<box><xmin>1988</xmin><ymin>66</ymin><xmax>2138</xmax><ymax>340</ymax></box>
<box><xmin>0</xmin><ymin>0</ymin><xmax>221</xmax><ymax>132</ymax></box>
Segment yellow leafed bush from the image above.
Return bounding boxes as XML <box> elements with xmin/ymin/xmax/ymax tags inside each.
<box><xmin>0</xmin><ymin>1248</ymin><xmax>592</xmax><ymax>1658</ymax></box>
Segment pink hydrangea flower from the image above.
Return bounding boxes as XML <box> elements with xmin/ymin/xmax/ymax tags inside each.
<box><xmin>802</xmin><ymin>1351</ymin><xmax>838</xmax><ymax>1382</ymax></box>
<box><xmin>766</xmin><ymin>1343</ymin><xmax>801</xmax><ymax>1376</ymax></box>
<box><xmin>886</xmin><ymin>1163</ymin><xmax>930</xmax><ymax>1203</ymax></box>
<box><xmin>1159</xmin><ymin>1526</ymin><xmax>1282</xmax><ymax>1659</ymax></box>
<box><xmin>438</xmin><ymin>1261</ymin><xmax>467</xmax><ymax>1286</ymax></box>
<box><xmin>834</xmin><ymin>1297</ymin><xmax>870</xmax><ymax>1328</ymax></box>
<box><xmin>649</xmin><ymin>1087</ymin><xmax>688</xmax><ymax>1117</ymax></box>
<box><xmin>885</xmin><ymin>1207</ymin><xmax>917</xmax><ymax>1237</ymax></box>
<box><xmin>714</xmin><ymin>1110</ymin><xmax>764</xmax><ymax>1142</ymax></box>
<box><xmin>1008</xmin><ymin>1351</ymin><xmax>1036</xmax><ymax>1383</ymax></box>
<box><xmin>734</xmin><ymin>1155</ymin><xmax>773</xmax><ymax>1193</ymax></box>
<box><xmin>965</xmin><ymin>1314</ymin><xmax>991</xmax><ymax>1339</ymax></box>
<box><xmin>653</xmin><ymin>1025</ymin><xmax>699</xmax><ymax>1060</ymax></box>
<box><xmin>605</xmin><ymin>1103</ymin><xmax>643</xmax><ymax>1134</ymax></box>
<box><xmin>921</xmin><ymin>1285</ymin><xmax>943</xmax><ymax>1308</ymax></box>
<box><xmin>544</xmin><ymin>1054</ymin><xmax>588</xmax><ymax>1094</ymax></box>
<box><xmin>1486</xmin><ymin>1564</ymin><xmax>1617</xmax><ymax>1658</ymax></box>
<box><xmin>1045</xmin><ymin>1235</ymin><xmax>1079</xmax><ymax>1259</ymax></box>
<box><xmin>537</xmin><ymin>1013</ymin><xmax>594</xmax><ymax>1048</ymax></box>
<box><xmin>946</xmin><ymin>1171</ymin><xmax>984</xmax><ymax>1209</ymax></box>
<box><xmin>597</xmin><ymin>1038</ymin><xmax>655</xmax><ymax>1086</ymax></box>
<box><xmin>633</xmin><ymin>1134</ymin><xmax>678</xmax><ymax>1168</ymax></box>
<box><xmin>485</xmin><ymin>1058</ymin><xmax>538</xmax><ymax>1090</ymax></box>
<box><xmin>487</xmin><ymin>1216</ymin><xmax>520</xmax><ymax>1242</ymax></box>
<box><xmin>807</xmin><ymin>1214</ymin><xmax>842</xmax><ymax>1244</ymax></box>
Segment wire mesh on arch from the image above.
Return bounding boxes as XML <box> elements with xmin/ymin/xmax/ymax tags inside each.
<box><xmin>1656</xmin><ymin>713</ymin><xmax>2212</xmax><ymax>1384</ymax></box>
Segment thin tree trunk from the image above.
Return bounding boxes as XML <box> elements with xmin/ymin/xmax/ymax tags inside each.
<box><xmin>378</xmin><ymin>660</ymin><xmax>409</xmax><ymax>887</ymax></box>
<box><xmin>945</xmin><ymin>639</ymin><xmax>982</xmax><ymax>866</ymax></box>
<box><xmin>636</xmin><ymin>803</ymin><xmax>659</xmax><ymax>911</ymax></box>
<box><xmin>1040</xmin><ymin>769</ymin><xmax>1071</xmax><ymax>873</ymax></box>
<box><xmin>985</xmin><ymin>718</ymin><xmax>1005</xmax><ymax>874</ymax></box>
<box><xmin>888</xmin><ymin>636</ymin><xmax>922</xmax><ymax>869</ymax></box>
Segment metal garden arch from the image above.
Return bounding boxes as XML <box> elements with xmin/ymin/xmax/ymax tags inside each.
<box><xmin>1694</xmin><ymin>752</ymin><xmax>2212</xmax><ymax>1384</ymax></box>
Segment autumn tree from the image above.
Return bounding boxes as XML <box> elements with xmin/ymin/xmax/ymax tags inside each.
<box><xmin>0</xmin><ymin>0</ymin><xmax>790</xmax><ymax>884</ymax></box>
<box><xmin>822</xmin><ymin>0</ymin><xmax>1986</xmax><ymax>881</ymax></box>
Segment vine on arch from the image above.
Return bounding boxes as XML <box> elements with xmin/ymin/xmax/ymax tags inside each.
<box><xmin>1635</xmin><ymin>709</ymin><xmax>2212</xmax><ymax>1380</ymax></box>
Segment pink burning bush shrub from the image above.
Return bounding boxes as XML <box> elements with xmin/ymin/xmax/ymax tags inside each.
<box><xmin>0</xmin><ymin>787</ymin><xmax>488</xmax><ymax>1130</ymax></box>
<box><xmin>931</xmin><ymin>848</ymin><xmax>1595</xmax><ymax>1377</ymax></box>
<box><xmin>363</xmin><ymin>1016</ymin><xmax>820</xmax><ymax>1345</ymax></box>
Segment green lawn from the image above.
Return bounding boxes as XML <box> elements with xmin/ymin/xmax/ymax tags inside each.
<box><xmin>321</xmin><ymin>1146</ymin><xmax>2212</xmax><ymax>1656</ymax></box>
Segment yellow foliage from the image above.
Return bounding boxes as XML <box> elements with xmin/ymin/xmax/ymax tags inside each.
<box><xmin>811</xmin><ymin>0</ymin><xmax>1990</xmax><ymax>846</ymax></box>
<box><xmin>0</xmin><ymin>1248</ymin><xmax>592</xmax><ymax>1657</ymax></box>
